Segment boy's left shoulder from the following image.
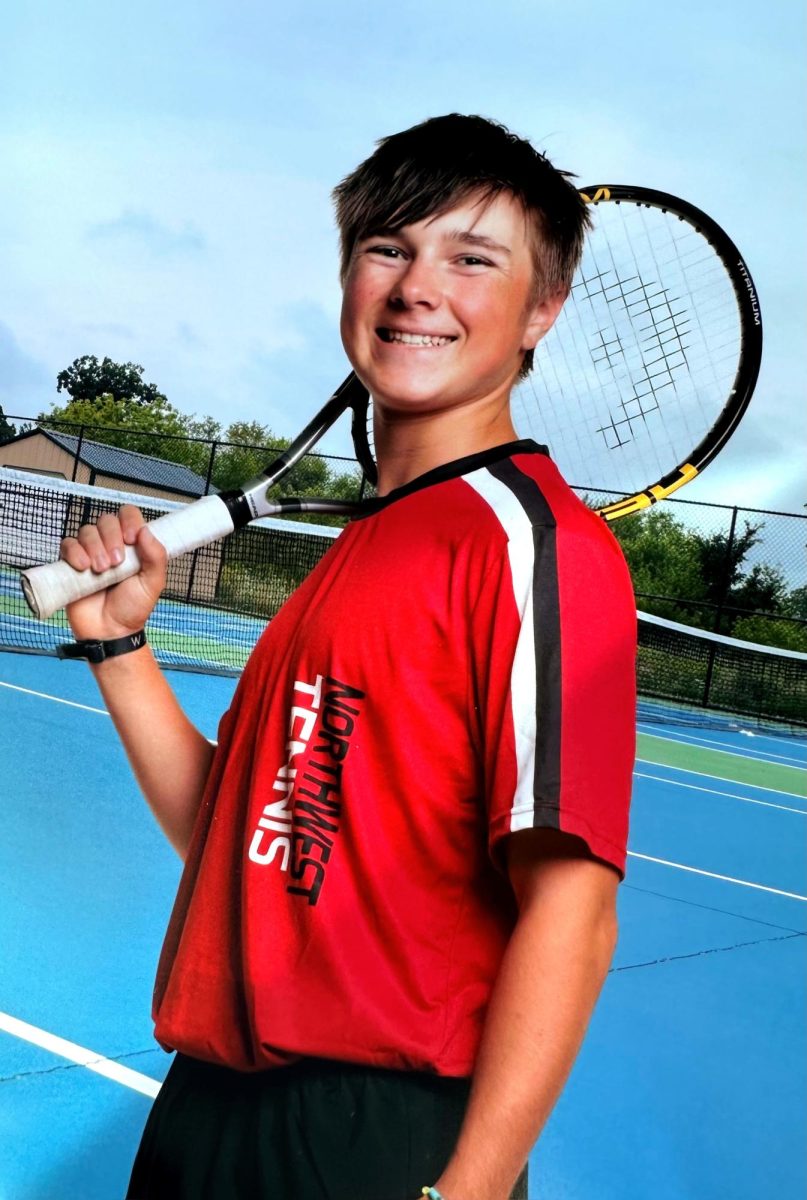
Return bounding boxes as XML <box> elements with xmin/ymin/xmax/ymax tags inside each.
<box><xmin>473</xmin><ymin>444</ymin><xmax>618</xmax><ymax>545</ymax></box>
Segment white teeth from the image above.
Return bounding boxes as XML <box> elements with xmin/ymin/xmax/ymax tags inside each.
<box><xmin>386</xmin><ymin>330</ymin><xmax>453</xmax><ymax>346</ymax></box>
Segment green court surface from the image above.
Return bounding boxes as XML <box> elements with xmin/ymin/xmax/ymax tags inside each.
<box><xmin>637</xmin><ymin>731</ymin><xmax>807</xmax><ymax>796</ymax></box>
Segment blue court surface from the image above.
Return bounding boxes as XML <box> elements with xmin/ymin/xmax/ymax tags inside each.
<box><xmin>1</xmin><ymin>649</ymin><xmax>805</xmax><ymax>1199</ymax></box>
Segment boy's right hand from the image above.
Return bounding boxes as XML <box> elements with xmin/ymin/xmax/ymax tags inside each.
<box><xmin>61</xmin><ymin>505</ymin><xmax>168</xmax><ymax>642</ymax></box>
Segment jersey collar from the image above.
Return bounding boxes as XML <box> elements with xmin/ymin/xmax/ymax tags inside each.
<box><xmin>352</xmin><ymin>439</ymin><xmax>548</xmax><ymax>519</ymax></box>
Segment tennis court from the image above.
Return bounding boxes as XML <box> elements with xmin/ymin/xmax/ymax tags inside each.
<box><xmin>1</xmin><ymin>467</ymin><xmax>805</xmax><ymax>1199</ymax></box>
<box><xmin>1</xmin><ymin>636</ymin><xmax>804</xmax><ymax>1199</ymax></box>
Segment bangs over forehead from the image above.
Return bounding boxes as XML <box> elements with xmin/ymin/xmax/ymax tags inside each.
<box><xmin>333</xmin><ymin>113</ymin><xmax>591</xmax><ymax>299</ymax></box>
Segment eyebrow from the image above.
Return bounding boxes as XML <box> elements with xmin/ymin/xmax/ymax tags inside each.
<box><xmin>444</xmin><ymin>230</ymin><xmax>512</xmax><ymax>256</ymax></box>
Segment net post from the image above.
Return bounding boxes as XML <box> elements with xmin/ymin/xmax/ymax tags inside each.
<box><xmin>701</xmin><ymin>636</ymin><xmax>718</xmax><ymax>708</ymax></box>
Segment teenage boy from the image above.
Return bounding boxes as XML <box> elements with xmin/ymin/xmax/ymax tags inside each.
<box><xmin>61</xmin><ymin>114</ymin><xmax>635</xmax><ymax>1200</ymax></box>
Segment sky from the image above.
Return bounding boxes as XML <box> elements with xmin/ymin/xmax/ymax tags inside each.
<box><xmin>1</xmin><ymin>0</ymin><xmax>804</xmax><ymax>512</ymax></box>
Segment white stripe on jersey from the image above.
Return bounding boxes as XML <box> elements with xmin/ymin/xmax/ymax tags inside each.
<box><xmin>462</xmin><ymin>467</ymin><xmax>537</xmax><ymax>832</ymax></box>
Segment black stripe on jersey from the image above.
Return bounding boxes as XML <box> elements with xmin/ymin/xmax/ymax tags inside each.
<box><xmin>486</xmin><ymin>459</ymin><xmax>562</xmax><ymax>824</ymax></box>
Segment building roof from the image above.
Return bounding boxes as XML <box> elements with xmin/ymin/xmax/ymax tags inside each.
<box><xmin>10</xmin><ymin>427</ymin><xmax>214</xmax><ymax>497</ymax></box>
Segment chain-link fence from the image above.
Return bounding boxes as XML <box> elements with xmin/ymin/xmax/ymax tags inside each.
<box><xmin>1</xmin><ymin>413</ymin><xmax>804</xmax><ymax>649</ymax></box>
<box><xmin>574</xmin><ymin>486</ymin><xmax>806</xmax><ymax>650</ymax></box>
<box><xmin>0</xmin><ymin>413</ymin><xmax>365</xmax><ymax>517</ymax></box>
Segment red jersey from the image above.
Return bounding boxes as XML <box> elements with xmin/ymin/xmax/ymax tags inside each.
<box><xmin>152</xmin><ymin>441</ymin><xmax>636</xmax><ymax>1075</ymax></box>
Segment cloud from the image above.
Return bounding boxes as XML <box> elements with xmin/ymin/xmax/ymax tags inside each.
<box><xmin>234</xmin><ymin>301</ymin><xmax>355</xmax><ymax>453</ymax></box>
<box><xmin>80</xmin><ymin>321</ymin><xmax>135</xmax><ymax>339</ymax></box>
<box><xmin>86</xmin><ymin>209</ymin><xmax>206</xmax><ymax>256</ymax></box>
<box><xmin>0</xmin><ymin>322</ymin><xmax>52</xmax><ymax>416</ymax></box>
<box><xmin>176</xmin><ymin>322</ymin><xmax>202</xmax><ymax>347</ymax></box>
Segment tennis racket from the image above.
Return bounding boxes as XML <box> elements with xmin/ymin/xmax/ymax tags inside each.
<box><xmin>20</xmin><ymin>184</ymin><xmax>761</xmax><ymax>620</ymax></box>
<box><xmin>515</xmin><ymin>185</ymin><xmax>762</xmax><ymax>518</ymax></box>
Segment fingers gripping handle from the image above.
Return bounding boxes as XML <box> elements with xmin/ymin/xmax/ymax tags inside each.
<box><xmin>20</xmin><ymin>494</ymin><xmax>237</xmax><ymax>620</ymax></box>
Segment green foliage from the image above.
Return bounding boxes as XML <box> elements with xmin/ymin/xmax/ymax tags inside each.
<box><xmin>612</xmin><ymin>507</ymin><xmax>806</xmax><ymax>650</ymax></box>
<box><xmin>732</xmin><ymin>616</ymin><xmax>807</xmax><ymax>653</ymax></box>
<box><xmin>0</xmin><ymin>405</ymin><xmax>15</xmax><ymax>444</ymax></box>
<box><xmin>729</xmin><ymin>562</ymin><xmax>789</xmax><ymax>616</ymax></box>
<box><xmin>610</xmin><ymin>509</ymin><xmax>708</xmax><ymax>625</ymax></box>
<box><xmin>693</xmin><ymin>522</ymin><xmax>762</xmax><ymax>605</ymax></box>
<box><xmin>208</xmin><ymin>419</ymin><xmax>361</xmax><ymax>525</ymax></box>
<box><xmin>783</xmin><ymin>585</ymin><xmax>807</xmax><ymax>621</ymax></box>
<box><xmin>39</xmin><ymin>391</ymin><xmax>213</xmax><ymax>478</ymax></box>
<box><xmin>55</xmin><ymin>356</ymin><xmax>165</xmax><ymax>405</ymax></box>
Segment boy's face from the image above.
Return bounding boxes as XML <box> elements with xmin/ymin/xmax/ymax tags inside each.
<box><xmin>340</xmin><ymin>190</ymin><xmax>563</xmax><ymax>420</ymax></box>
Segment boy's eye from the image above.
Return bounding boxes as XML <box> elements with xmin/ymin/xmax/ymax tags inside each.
<box><xmin>367</xmin><ymin>245</ymin><xmax>403</xmax><ymax>259</ymax></box>
<box><xmin>458</xmin><ymin>254</ymin><xmax>491</xmax><ymax>267</ymax></box>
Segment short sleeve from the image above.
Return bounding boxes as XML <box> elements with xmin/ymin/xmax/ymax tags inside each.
<box><xmin>468</xmin><ymin>476</ymin><xmax>636</xmax><ymax>880</ymax></box>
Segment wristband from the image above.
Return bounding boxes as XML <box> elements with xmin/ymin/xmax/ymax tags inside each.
<box><xmin>422</xmin><ymin>1190</ymin><xmax>445</xmax><ymax>1200</ymax></box>
<box><xmin>56</xmin><ymin>629</ymin><xmax>148</xmax><ymax>665</ymax></box>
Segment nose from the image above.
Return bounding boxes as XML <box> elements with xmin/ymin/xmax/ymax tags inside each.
<box><xmin>389</xmin><ymin>255</ymin><xmax>441</xmax><ymax>309</ymax></box>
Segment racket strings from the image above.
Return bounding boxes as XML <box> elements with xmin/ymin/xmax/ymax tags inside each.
<box><xmin>514</xmin><ymin>197</ymin><xmax>744</xmax><ymax>493</ymax></box>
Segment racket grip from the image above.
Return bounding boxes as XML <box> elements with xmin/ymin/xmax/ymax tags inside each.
<box><xmin>20</xmin><ymin>494</ymin><xmax>237</xmax><ymax>620</ymax></box>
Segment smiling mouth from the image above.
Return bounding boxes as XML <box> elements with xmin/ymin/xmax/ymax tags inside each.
<box><xmin>377</xmin><ymin>328</ymin><xmax>457</xmax><ymax>347</ymax></box>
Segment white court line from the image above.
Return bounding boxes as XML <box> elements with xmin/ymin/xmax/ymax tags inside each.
<box><xmin>627</xmin><ymin>853</ymin><xmax>807</xmax><ymax>901</ymax></box>
<box><xmin>639</xmin><ymin>728</ymin><xmax>807</xmax><ymax>770</ymax></box>
<box><xmin>637</xmin><ymin>724</ymin><xmax>806</xmax><ymax>767</ymax></box>
<box><xmin>634</xmin><ymin>771</ymin><xmax>807</xmax><ymax>816</ymax></box>
<box><xmin>0</xmin><ymin>678</ymin><xmax>218</xmax><ymax>746</ymax></box>
<box><xmin>635</xmin><ymin>757</ymin><xmax>807</xmax><ymax>801</ymax></box>
<box><xmin>0</xmin><ymin>1011</ymin><xmax>161</xmax><ymax>1097</ymax></box>
<box><xmin>0</xmin><ymin>680</ymin><xmax>108</xmax><ymax>716</ymax></box>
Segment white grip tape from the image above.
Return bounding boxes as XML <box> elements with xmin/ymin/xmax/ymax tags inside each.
<box><xmin>20</xmin><ymin>494</ymin><xmax>236</xmax><ymax>620</ymax></box>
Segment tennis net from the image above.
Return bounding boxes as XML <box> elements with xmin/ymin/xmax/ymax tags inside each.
<box><xmin>637</xmin><ymin>612</ymin><xmax>806</xmax><ymax>731</ymax></box>
<box><xmin>1</xmin><ymin>469</ymin><xmax>805</xmax><ymax>728</ymax></box>
<box><xmin>0</xmin><ymin>468</ymin><xmax>338</xmax><ymax>674</ymax></box>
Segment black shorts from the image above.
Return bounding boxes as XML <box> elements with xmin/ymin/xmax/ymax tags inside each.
<box><xmin>127</xmin><ymin>1054</ymin><xmax>529</xmax><ymax>1199</ymax></box>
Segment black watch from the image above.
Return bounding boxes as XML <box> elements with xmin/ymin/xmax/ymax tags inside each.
<box><xmin>56</xmin><ymin>629</ymin><xmax>148</xmax><ymax>664</ymax></box>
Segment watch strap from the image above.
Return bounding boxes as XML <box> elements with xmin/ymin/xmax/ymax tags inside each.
<box><xmin>56</xmin><ymin>629</ymin><xmax>148</xmax><ymax>664</ymax></box>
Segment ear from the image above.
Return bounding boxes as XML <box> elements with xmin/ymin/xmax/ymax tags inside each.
<box><xmin>521</xmin><ymin>287</ymin><xmax>568</xmax><ymax>352</ymax></box>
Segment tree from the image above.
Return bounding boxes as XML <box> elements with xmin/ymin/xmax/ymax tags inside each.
<box><xmin>609</xmin><ymin>508</ymin><xmax>708</xmax><ymax>625</ymax></box>
<box><xmin>55</xmin><ymin>356</ymin><xmax>166</xmax><ymax>405</ymax></box>
<box><xmin>692</xmin><ymin>522</ymin><xmax>762</xmax><ymax>608</ymax></box>
<box><xmin>732</xmin><ymin>615</ymin><xmax>807</xmax><ymax>653</ymax></box>
<box><xmin>209</xmin><ymin>420</ymin><xmax>362</xmax><ymax>523</ymax></box>
<box><xmin>38</xmin><ymin>358</ymin><xmax>363</xmax><ymax>512</ymax></box>
<box><xmin>728</xmin><ymin>562</ymin><xmax>789</xmax><ymax>618</ymax></box>
<box><xmin>783</xmin><ymin>585</ymin><xmax>807</xmax><ymax>621</ymax></box>
<box><xmin>38</xmin><ymin>391</ymin><xmax>212</xmax><ymax>478</ymax></box>
<box><xmin>0</xmin><ymin>404</ymin><xmax>15</xmax><ymax>444</ymax></box>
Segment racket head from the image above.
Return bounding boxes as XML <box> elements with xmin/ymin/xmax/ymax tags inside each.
<box><xmin>512</xmin><ymin>185</ymin><xmax>762</xmax><ymax>518</ymax></box>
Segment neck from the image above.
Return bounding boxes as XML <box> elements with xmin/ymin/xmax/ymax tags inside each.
<box><xmin>373</xmin><ymin>394</ymin><xmax>518</xmax><ymax>495</ymax></box>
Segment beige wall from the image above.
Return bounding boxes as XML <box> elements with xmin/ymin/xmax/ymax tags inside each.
<box><xmin>0</xmin><ymin>436</ymin><xmax>91</xmax><ymax>484</ymax></box>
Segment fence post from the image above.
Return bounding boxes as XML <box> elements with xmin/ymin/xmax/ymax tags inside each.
<box><xmin>186</xmin><ymin>439</ymin><xmax>219</xmax><ymax>603</ymax></box>
<box><xmin>702</xmin><ymin>505</ymin><xmax>739</xmax><ymax>709</ymax></box>
<box><xmin>71</xmin><ymin>424</ymin><xmax>85</xmax><ymax>482</ymax></box>
<box><xmin>203</xmin><ymin>440</ymin><xmax>218</xmax><ymax>496</ymax></box>
<box><xmin>712</xmin><ymin>506</ymin><xmax>739</xmax><ymax>635</ymax></box>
